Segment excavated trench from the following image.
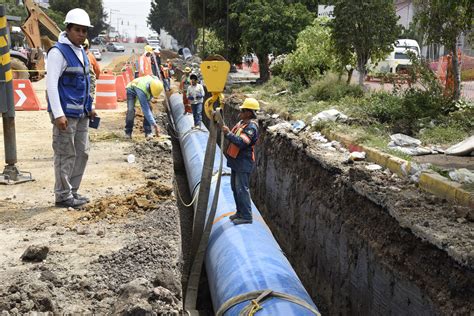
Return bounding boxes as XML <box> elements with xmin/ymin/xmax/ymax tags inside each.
<box><xmin>214</xmin><ymin>99</ymin><xmax>473</xmax><ymax>315</ymax></box>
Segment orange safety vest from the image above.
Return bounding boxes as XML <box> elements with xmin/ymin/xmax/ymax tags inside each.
<box><xmin>161</xmin><ymin>66</ymin><xmax>170</xmax><ymax>78</ymax></box>
<box><xmin>139</xmin><ymin>54</ymin><xmax>152</xmax><ymax>77</ymax></box>
<box><xmin>226</xmin><ymin>121</ymin><xmax>255</xmax><ymax>161</ymax></box>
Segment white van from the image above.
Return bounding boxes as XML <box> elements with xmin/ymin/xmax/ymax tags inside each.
<box><xmin>369</xmin><ymin>39</ymin><xmax>420</xmax><ymax>75</ymax></box>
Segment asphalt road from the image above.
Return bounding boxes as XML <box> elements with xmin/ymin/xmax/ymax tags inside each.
<box><xmin>92</xmin><ymin>42</ymin><xmax>145</xmax><ymax>68</ymax></box>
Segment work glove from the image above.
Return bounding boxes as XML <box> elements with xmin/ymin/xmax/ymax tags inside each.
<box><xmin>188</xmin><ymin>96</ymin><xmax>194</xmax><ymax>101</ymax></box>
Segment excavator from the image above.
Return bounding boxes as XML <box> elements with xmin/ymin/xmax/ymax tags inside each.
<box><xmin>8</xmin><ymin>0</ymin><xmax>61</xmax><ymax>81</ymax></box>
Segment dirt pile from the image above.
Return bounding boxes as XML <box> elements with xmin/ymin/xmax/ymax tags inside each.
<box><xmin>0</xmin><ymin>110</ymin><xmax>183</xmax><ymax>315</ymax></box>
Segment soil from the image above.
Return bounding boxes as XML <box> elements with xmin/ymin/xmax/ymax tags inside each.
<box><xmin>0</xmin><ymin>95</ymin><xmax>184</xmax><ymax>314</ymax></box>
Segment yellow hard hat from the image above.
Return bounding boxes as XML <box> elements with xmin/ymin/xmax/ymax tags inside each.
<box><xmin>240</xmin><ymin>98</ymin><xmax>260</xmax><ymax>111</ymax></box>
<box><xmin>83</xmin><ymin>38</ymin><xmax>89</xmax><ymax>48</ymax></box>
<box><xmin>144</xmin><ymin>45</ymin><xmax>153</xmax><ymax>53</ymax></box>
<box><xmin>150</xmin><ymin>79</ymin><xmax>164</xmax><ymax>97</ymax></box>
<box><xmin>184</xmin><ymin>67</ymin><xmax>192</xmax><ymax>73</ymax></box>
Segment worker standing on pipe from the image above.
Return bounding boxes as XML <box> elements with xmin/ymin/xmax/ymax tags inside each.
<box><xmin>46</xmin><ymin>8</ymin><xmax>95</xmax><ymax>208</ymax></box>
<box><xmin>139</xmin><ymin>45</ymin><xmax>153</xmax><ymax>77</ymax></box>
<box><xmin>180</xmin><ymin>67</ymin><xmax>193</xmax><ymax>115</ymax></box>
<box><xmin>220</xmin><ymin>98</ymin><xmax>260</xmax><ymax>225</ymax></box>
<box><xmin>124</xmin><ymin>75</ymin><xmax>163</xmax><ymax>139</ymax></box>
<box><xmin>186</xmin><ymin>73</ymin><xmax>205</xmax><ymax>129</ymax></box>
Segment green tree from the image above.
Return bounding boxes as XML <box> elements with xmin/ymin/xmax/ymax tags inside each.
<box><xmin>194</xmin><ymin>28</ymin><xmax>225</xmax><ymax>58</ymax></box>
<box><xmin>414</xmin><ymin>0</ymin><xmax>473</xmax><ymax>100</ymax></box>
<box><xmin>237</xmin><ymin>0</ymin><xmax>314</xmax><ymax>82</ymax></box>
<box><xmin>331</xmin><ymin>0</ymin><xmax>401</xmax><ymax>86</ymax></box>
<box><xmin>148</xmin><ymin>0</ymin><xmax>197</xmax><ymax>50</ymax></box>
<box><xmin>2</xmin><ymin>0</ymin><xmax>27</xmax><ymax>24</ymax></box>
<box><xmin>283</xmin><ymin>17</ymin><xmax>334</xmax><ymax>84</ymax></box>
<box><xmin>48</xmin><ymin>0</ymin><xmax>107</xmax><ymax>38</ymax></box>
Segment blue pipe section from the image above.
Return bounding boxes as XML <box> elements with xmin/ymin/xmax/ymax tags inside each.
<box><xmin>168</xmin><ymin>93</ymin><xmax>319</xmax><ymax>315</ymax></box>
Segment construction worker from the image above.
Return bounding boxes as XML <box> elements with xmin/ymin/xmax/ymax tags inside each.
<box><xmin>160</xmin><ymin>64</ymin><xmax>171</xmax><ymax>91</ymax></box>
<box><xmin>83</xmin><ymin>39</ymin><xmax>100</xmax><ymax>99</ymax></box>
<box><xmin>125</xmin><ymin>75</ymin><xmax>163</xmax><ymax>139</ymax></box>
<box><xmin>139</xmin><ymin>45</ymin><xmax>153</xmax><ymax>77</ymax></box>
<box><xmin>151</xmin><ymin>48</ymin><xmax>161</xmax><ymax>76</ymax></box>
<box><xmin>220</xmin><ymin>98</ymin><xmax>260</xmax><ymax>225</ymax></box>
<box><xmin>180</xmin><ymin>67</ymin><xmax>192</xmax><ymax>114</ymax></box>
<box><xmin>186</xmin><ymin>73</ymin><xmax>205</xmax><ymax>129</ymax></box>
<box><xmin>46</xmin><ymin>8</ymin><xmax>95</xmax><ymax>208</ymax></box>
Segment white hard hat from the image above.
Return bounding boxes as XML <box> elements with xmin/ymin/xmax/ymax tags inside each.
<box><xmin>64</xmin><ymin>8</ymin><xmax>93</xmax><ymax>28</ymax></box>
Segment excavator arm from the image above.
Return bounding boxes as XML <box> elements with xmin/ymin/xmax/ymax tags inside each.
<box><xmin>20</xmin><ymin>0</ymin><xmax>60</xmax><ymax>51</ymax></box>
<box><xmin>10</xmin><ymin>0</ymin><xmax>61</xmax><ymax>81</ymax></box>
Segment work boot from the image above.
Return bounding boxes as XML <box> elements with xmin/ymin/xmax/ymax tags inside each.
<box><xmin>125</xmin><ymin>133</ymin><xmax>132</xmax><ymax>139</ymax></box>
<box><xmin>232</xmin><ymin>218</ymin><xmax>252</xmax><ymax>225</ymax></box>
<box><xmin>229</xmin><ymin>213</ymin><xmax>240</xmax><ymax>221</ymax></box>
<box><xmin>73</xmin><ymin>193</ymin><xmax>90</xmax><ymax>203</ymax></box>
<box><xmin>145</xmin><ymin>133</ymin><xmax>155</xmax><ymax>139</ymax></box>
<box><xmin>55</xmin><ymin>198</ymin><xmax>87</xmax><ymax>209</ymax></box>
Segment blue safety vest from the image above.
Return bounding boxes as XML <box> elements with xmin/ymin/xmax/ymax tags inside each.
<box><xmin>47</xmin><ymin>42</ymin><xmax>91</xmax><ymax>117</ymax></box>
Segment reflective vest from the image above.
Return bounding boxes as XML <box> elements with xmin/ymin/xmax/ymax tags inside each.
<box><xmin>139</xmin><ymin>54</ymin><xmax>152</xmax><ymax>77</ymax></box>
<box><xmin>47</xmin><ymin>42</ymin><xmax>91</xmax><ymax>118</ymax></box>
<box><xmin>161</xmin><ymin>65</ymin><xmax>170</xmax><ymax>78</ymax></box>
<box><xmin>226</xmin><ymin>121</ymin><xmax>255</xmax><ymax>161</ymax></box>
<box><xmin>126</xmin><ymin>75</ymin><xmax>157</xmax><ymax>100</ymax></box>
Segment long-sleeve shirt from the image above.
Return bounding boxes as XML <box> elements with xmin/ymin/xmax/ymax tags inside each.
<box><xmin>186</xmin><ymin>83</ymin><xmax>205</xmax><ymax>105</ymax></box>
<box><xmin>46</xmin><ymin>32</ymin><xmax>86</xmax><ymax>119</ymax></box>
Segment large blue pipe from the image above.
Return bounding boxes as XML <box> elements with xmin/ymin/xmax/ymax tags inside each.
<box><xmin>168</xmin><ymin>93</ymin><xmax>319</xmax><ymax>315</ymax></box>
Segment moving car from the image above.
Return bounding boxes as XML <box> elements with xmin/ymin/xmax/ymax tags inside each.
<box><xmin>90</xmin><ymin>48</ymin><xmax>102</xmax><ymax>61</ymax></box>
<box><xmin>106</xmin><ymin>42</ymin><xmax>125</xmax><ymax>52</ymax></box>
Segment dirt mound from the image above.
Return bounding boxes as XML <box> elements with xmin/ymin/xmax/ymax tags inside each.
<box><xmin>82</xmin><ymin>181</ymin><xmax>174</xmax><ymax>222</ymax></box>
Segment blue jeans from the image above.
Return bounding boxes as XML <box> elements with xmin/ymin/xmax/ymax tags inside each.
<box><xmin>230</xmin><ymin>170</ymin><xmax>252</xmax><ymax>220</ymax></box>
<box><xmin>125</xmin><ymin>87</ymin><xmax>153</xmax><ymax>135</ymax></box>
<box><xmin>163</xmin><ymin>78</ymin><xmax>171</xmax><ymax>91</ymax></box>
<box><xmin>191</xmin><ymin>103</ymin><xmax>202</xmax><ymax>127</ymax></box>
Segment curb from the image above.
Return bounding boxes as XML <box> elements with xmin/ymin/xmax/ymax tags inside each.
<box><xmin>326</xmin><ymin>131</ymin><xmax>474</xmax><ymax>208</ymax></box>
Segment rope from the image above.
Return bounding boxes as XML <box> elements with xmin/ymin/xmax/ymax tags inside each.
<box><xmin>216</xmin><ymin>290</ymin><xmax>321</xmax><ymax>316</ymax></box>
<box><xmin>173</xmin><ymin>176</ymin><xmax>199</xmax><ymax>207</ymax></box>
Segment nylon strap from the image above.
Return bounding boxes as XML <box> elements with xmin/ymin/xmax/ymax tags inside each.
<box><xmin>184</xmin><ymin>108</ymin><xmax>225</xmax><ymax>311</ymax></box>
<box><xmin>216</xmin><ymin>289</ymin><xmax>321</xmax><ymax>316</ymax></box>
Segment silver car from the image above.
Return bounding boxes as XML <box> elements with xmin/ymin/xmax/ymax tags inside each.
<box><xmin>90</xmin><ymin>48</ymin><xmax>102</xmax><ymax>61</ymax></box>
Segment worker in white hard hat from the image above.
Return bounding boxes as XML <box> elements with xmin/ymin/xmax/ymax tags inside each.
<box><xmin>125</xmin><ymin>75</ymin><xmax>164</xmax><ymax>139</ymax></box>
<box><xmin>139</xmin><ymin>45</ymin><xmax>153</xmax><ymax>77</ymax></box>
<box><xmin>46</xmin><ymin>8</ymin><xmax>95</xmax><ymax>209</ymax></box>
<box><xmin>219</xmin><ymin>98</ymin><xmax>261</xmax><ymax>225</ymax></box>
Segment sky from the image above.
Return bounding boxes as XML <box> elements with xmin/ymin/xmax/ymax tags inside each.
<box><xmin>102</xmin><ymin>0</ymin><xmax>154</xmax><ymax>38</ymax></box>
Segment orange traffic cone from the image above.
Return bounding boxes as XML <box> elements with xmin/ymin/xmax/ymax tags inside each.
<box><xmin>95</xmin><ymin>74</ymin><xmax>118</xmax><ymax>110</ymax></box>
<box><xmin>13</xmin><ymin>79</ymin><xmax>41</xmax><ymax>111</ymax></box>
<box><xmin>115</xmin><ymin>75</ymin><xmax>127</xmax><ymax>101</ymax></box>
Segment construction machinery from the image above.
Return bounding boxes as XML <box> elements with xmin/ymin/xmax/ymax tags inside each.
<box><xmin>8</xmin><ymin>0</ymin><xmax>61</xmax><ymax>81</ymax></box>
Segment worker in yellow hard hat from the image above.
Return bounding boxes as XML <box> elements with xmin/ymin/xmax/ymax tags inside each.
<box><xmin>219</xmin><ymin>98</ymin><xmax>260</xmax><ymax>225</ymax></box>
<box><xmin>139</xmin><ymin>45</ymin><xmax>153</xmax><ymax>77</ymax></box>
<box><xmin>125</xmin><ymin>75</ymin><xmax>164</xmax><ymax>139</ymax></box>
<box><xmin>180</xmin><ymin>67</ymin><xmax>193</xmax><ymax>114</ymax></box>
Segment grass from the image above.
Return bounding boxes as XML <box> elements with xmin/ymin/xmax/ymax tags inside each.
<box><xmin>232</xmin><ymin>74</ymin><xmax>472</xmax><ymax>152</ymax></box>
<box><xmin>418</xmin><ymin>125</ymin><xmax>470</xmax><ymax>145</ymax></box>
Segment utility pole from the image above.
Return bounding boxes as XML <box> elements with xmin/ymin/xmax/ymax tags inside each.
<box><xmin>109</xmin><ymin>8</ymin><xmax>119</xmax><ymax>39</ymax></box>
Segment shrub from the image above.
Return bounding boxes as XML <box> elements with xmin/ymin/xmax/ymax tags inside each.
<box><xmin>301</xmin><ymin>78</ymin><xmax>364</xmax><ymax>102</ymax></box>
<box><xmin>282</xmin><ymin>17</ymin><xmax>335</xmax><ymax>84</ymax></box>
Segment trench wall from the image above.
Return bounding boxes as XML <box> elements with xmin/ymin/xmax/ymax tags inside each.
<box><xmin>221</xmin><ymin>104</ymin><xmax>472</xmax><ymax>315</ymax></box>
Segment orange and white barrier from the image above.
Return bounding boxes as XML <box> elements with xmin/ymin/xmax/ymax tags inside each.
<box><xmin>251</xmin><ymin>61</ymin><xmax>259</xmax><ymax>74</ymax></box>
<box><xmin>95</xmin><ymin>74</ymin><xmax>118</xmax><ymax>110</ymax></box>
<box><xmin>13</xmin><ymin>79</ymin><xmax>42</xmax><ymax>111</ymax></box>
<box><xmin>115</xmin><ymin>75</ymin><xmax>127</xmax><ymax>102</ymax></box>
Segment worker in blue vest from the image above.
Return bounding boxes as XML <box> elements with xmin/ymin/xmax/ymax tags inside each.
<box><xmin>46</xmin><ymin>8</ymin><xmax>95</xmax><ymax>209</ymax></box>
<box><xmin>220</xmin><ymin>98</ymin><xmax>260</xmax><ymax>225</ymax></box>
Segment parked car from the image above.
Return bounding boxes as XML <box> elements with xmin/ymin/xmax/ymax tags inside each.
<box><xmin>90</xmin><ymin>48</ymin><xmax>102</xmax><ymax>61</ymax></box>
<box><xmin>106</xmin><ymin>42</ymin><xmax>125</xmax><ymax>52</ymax></box>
